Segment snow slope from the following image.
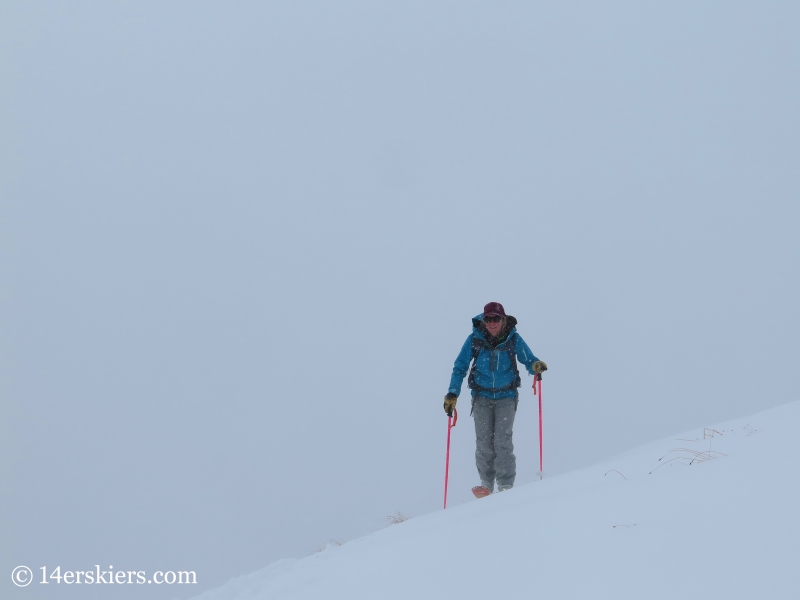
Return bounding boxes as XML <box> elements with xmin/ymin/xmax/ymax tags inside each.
<box><xmin>188</xmin><ymin>402</ymin><xmax>800</xmax><ymax>600</ymax></box>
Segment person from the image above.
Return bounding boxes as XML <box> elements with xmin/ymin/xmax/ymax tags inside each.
<box><xmin>444</xmin><ymin>302</ymin><xmax>547</xmax><ymax>495</ymax></box>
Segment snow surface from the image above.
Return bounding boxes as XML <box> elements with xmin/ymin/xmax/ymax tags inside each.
<box><xmin>188</xmin><ymin>402</ymin><xmax>800</xmax><ymax>600</ymax></box>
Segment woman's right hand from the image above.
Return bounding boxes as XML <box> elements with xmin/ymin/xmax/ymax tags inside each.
<box><xmin>444</xmin><ymin>393</ymin><xmax>458</xmax><ymax>416</ymax></box>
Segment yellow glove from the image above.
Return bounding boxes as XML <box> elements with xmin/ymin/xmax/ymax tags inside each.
<box><xmin>532</xmin><ymin>361</ymin><xmax>548</xmax><ymax>374</ymax></box>
<box><xmin>444</xmin><ymin>393</ymin><xmax>458</xmax><ymax>417</ymax></box>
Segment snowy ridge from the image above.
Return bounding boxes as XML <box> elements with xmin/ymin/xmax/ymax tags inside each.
<box><xmin>189</xmin><ymin>402</ymin><xmax>800</xmax><ymax>600</ymax></box>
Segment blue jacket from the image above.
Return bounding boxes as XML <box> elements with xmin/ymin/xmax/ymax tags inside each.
<box><xmin>448</xmin><ymin>314</ymin><xmax>539</xmax><ymax>400</ymax></box>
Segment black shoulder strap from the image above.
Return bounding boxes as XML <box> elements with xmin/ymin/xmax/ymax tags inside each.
<box><xmin>471</xmin><ymin>336</ymin><xmax>489</xmax><ymax>359</ymax></box>
<box><xmin>506</xmin><ymin>334</ymin><xmax>521</xmax><ymax>388</ymax></box>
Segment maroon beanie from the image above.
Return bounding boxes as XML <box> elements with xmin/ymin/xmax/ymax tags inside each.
<box><xmin>483</xmin><ymin>302</ymin><xmax>506</xmax><ymax>317</ymax></box>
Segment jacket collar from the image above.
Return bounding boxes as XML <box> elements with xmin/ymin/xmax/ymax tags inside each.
<box><xmin>471</xmin><ymin>313</ymin><xmax>518</xmax><ymax>346</ymax></box>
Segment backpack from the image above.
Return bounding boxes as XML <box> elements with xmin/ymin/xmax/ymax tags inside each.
<box><xmin>467</xmin><ymin>333</ymin><xmax>521</xmax><ymax>394</ymax></box>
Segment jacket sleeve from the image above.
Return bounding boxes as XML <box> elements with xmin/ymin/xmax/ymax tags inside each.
<box><xmin>448</xmin><ymin>334</ymin><xmax>474</xmax><ymax>396</ymax></box>
<box><xmin>514</xmin><ymin>333</ymin><xmax>540</xmax><ymax>376</ymax></box>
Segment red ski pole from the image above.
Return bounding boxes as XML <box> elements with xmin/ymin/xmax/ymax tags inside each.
<box><xmin>443</xmin><ymin>408</ymin><xmax>458</xmax><ymax>509</ymax></box>
<box><xmin>535</xmin><ymin>374</ymin><xmax>543</xmax><ymax>474</ymax></box>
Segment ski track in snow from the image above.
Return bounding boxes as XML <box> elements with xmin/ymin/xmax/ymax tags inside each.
<box><xmin>188</xmin><ymin>401</ymin><xmax>800</xmax><ymax>600</ymax></box>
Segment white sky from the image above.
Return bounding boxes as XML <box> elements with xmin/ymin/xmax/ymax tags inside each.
<box><xmin>2</xmin><ymin>2</ymin><xmax>799</xmax><ymax>599</ymax></box>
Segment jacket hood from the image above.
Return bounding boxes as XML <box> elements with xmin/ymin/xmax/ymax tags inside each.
<box><xmin>472</xmin><ymin>313</ymin><xmax>518</xmax><ymax>344</ymax></box>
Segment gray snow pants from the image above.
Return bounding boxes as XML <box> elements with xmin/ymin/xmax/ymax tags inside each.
<box><xmin>472</xmin><ymin>396</ymin><xmax>517</xmax><ymax>491</ymax></box>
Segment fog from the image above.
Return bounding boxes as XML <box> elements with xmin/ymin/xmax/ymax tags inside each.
<box><xmin>2</xmin><ymin>2</ymin><xmax>799</xmax><ymax>599</ymax></box>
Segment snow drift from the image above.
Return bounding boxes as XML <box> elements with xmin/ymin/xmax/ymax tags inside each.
<box><xmin>188</xmin><ymin>402</ymin><xmax>800</xmax><ymax>600</ymax></box>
